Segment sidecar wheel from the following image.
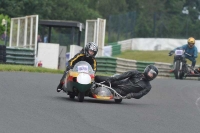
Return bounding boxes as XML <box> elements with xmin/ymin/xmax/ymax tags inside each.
<box><xmin>78</xmin><ymin>92</ymin><xmax>85</xmax><ymax>102</ymax></box>
<box><xmin>69</xmin><ymin>94</ymin><xmax>75</xmax><ymax>99</ymax></box>
<box><xmin>114</xmin><ymin>99</ymin><xmax>122</xmax><ymax>103</ymax></box>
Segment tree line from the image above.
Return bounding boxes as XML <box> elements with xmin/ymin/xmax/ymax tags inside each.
<box><xmin>1</xmin><ymin>0</ymin><xmax>200</xmax><ymax>42</ymax></box>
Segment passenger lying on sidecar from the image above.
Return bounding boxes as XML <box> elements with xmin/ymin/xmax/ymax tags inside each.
<box><xmin>94</xmin><ymin>65</ymin><xmax>159</xmax><ymax>99</ymax></box>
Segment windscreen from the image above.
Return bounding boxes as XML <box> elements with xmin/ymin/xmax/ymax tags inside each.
<box><xmin>72</xmin><ymin>61</ymin><xmax>94</xmax><ymax>74</ymax></box>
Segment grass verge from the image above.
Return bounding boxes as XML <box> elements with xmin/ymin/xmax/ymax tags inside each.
<box><xmin>0</xmin><ymin>64</ymin><xmax>108</xmax><ymax>76</ymax></box>
<box><xmin>114</xmin><ymin>50</ymin><xmax>200</xmax><ymax>65</ymax></box>
<box><xmin>0</xmin><ymin>64</ymin><xmax>64</xmax><ymax>74</ymax></box>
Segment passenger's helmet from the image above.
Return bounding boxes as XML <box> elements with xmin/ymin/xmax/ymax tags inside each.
<box><xmin>188</xmin><ymin>37</ymin><xmax>195</xmax><ymax>48</ymax></box>
<box><xmin>143</xmin><ymin>65</ymin><xmax>159</xmax><ymax>81</ymax></box>
<box><xmin>85</xmin><ymin>42</ymin><xmax>98</xmax><ymax>57</ymax></box>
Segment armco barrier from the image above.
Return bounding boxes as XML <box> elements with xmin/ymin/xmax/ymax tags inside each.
<box><xmin>112</xmin><ymin>44</ymin><xmax>121</xmax><ymax>56</ymax></box>
<box><xmin>154</xmin><ymin>62</ymin><xmax>174</xmax><ymax>78</ymax></box>
<box><xmin>96</xmin><ymin>57</ymin><xmax>117</xmax><ymax>74</ymax></box>
<box><xmin>118</xmin><ymin>39</ymin><xmax>132</xmax><ymax>52</ymax></box>
<box><xmin>6</xmin><ymin>47</ymin><xmax>35</xmax><ymax>65</ymax></box>
<box><xmin>107</xmin><ymin>42</ymin><xmax>121</xmax><ymax>56</ymax></box>
<box><xmin>96</xmin><ymin>57</ymin><xmax>197</xmax><ymax>79</ymax></box>
<box><xmin>116</xmin><ymin>58</ymin><xmax>137</xmax><ymax>73</ymax></box>
<box><xmin>136</xmin><ymin>61</ymin><xmax>155</xmax><ymax>72</ymax></box>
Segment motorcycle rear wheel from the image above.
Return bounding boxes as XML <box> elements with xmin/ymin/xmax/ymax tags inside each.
<box><xmin>114</xmin><ymin>99</ymin><xmax>122</xmax><ymax>103</ymax></box>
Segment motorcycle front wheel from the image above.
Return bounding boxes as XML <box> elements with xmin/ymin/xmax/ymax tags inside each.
<box><xmin>174</xmin><ymin>60</ymin><xmax>180</xmax><ymax>79</ymax></box>
<box><xmin>78</xmin><ymin>92</ymin><xmax>85</xmax><ymax>102</ymax></box>
<box><xmin>69</xmin><ymin>94</ymin><xmax>75</xmax><ymax>99</ymax></box>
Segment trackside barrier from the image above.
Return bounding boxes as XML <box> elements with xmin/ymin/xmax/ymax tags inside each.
<box><xmin>116</xmin><ymin>58</ymin><xmax>137</xmax><ymax>73</ymax></box>
<box><xmin>96</xmin><ymin>57</ymin><xmax>117</xmax><ymax>75</ymax></box>
<box><xmin>112</xmin><ymin>44</ymin><xmax>121</xmax><ymax>56</ymax></box>
<box><xmin>136</xmin><ymin>61</ymin><xmax>155</xmax><ymax>72</ymax></box>
<box><xmin>96</xmin><ymin>57</ymin><xmax>200</xmax><ymax>80</ymax></box>
<box><xmin>107</xmin><ymin>42</ymin><xmax>121</xmax><ymax>56</ymax></box>
<box><xmin>6</xmin><ymin>47</ymin><xmax>35</xmax><ymax>65</ymax></box>
<box><xmin>117</xmin><ymin>39</ymin><xmax>132</xmax><ymax>52</ymax></box>
<box><xmin>154</xmin><ymin>62</ymin><xmax>174</xmax><ymax>78</ymax></box>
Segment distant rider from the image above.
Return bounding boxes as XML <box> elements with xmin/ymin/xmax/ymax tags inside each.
<box><xmin>168</xmin><ymin>37</ymin><xmax>198</xmax><ymax>74</ymax></box>
<box><xmin>95</xmin><ymin>65</ymin><xmax>158</xmax><ymax>99</ymax></box>
<box><xmin>57</xmin><ymin>42</ymin><xmax>98</xmax><ymax>92</ymax></box>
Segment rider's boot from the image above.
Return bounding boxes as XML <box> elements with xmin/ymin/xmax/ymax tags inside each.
<box><xmin>190</xmin><ymin>66</ymin><xmax>195</xmax><ymax>75</ymax></box>
<box><xmin>169</xmin><ymin>61</ymin><xmax>175</xmax><ymax>73</ymax></box>
<box><xmin>57</xmin><ymin>71</ymin><xmax>68</xmax><ymax>92</ymax></box>
<box><xmin>57</xmin><ymin>82</ymin><xmax>64</xmax><ymax>92</ymax></box>
<box><xmin>190</xmin><ymin>71</ymin><xmax>195</xmax><ymax>75</ymax></box>
<box><xmin>190</xmin><ymin>61</ymin><xmax>196</xmax><ymax>74</ymax></box>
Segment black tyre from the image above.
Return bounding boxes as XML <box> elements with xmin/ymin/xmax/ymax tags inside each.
<box><xmin>69</xmin><ymin>94</ymin><xmax>75</xmax><ymax>99</ymax></box>
<box><xmin>174</xmin><ymin>60</ymin><xmax>180</xmax><ymax>79</ymax></box>
<box><xmin>78</xmin><ymin>92</ymin><xmax>85</xmax><ymax>102</ymax></box>
<box><xmin>179</xmin><ymin>61</ymin><xmax>185</xmax><ymax>79</ymax></box>
<box><xmin>179</xmin><ymin>70</ymin><xmax>184</xmax><ymax>79</ymax></box>
<box><xmin>114</xmin><ymin>99</ymin><xmax>122</xmax><ymax>103</ymax></box>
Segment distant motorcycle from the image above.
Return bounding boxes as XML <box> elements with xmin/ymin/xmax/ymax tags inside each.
<box><xmin>169</xmin><ymin>49</ymin><xmax>200</xmax><ymax>79</ymax></box>
<box><xmin>169</xmin><ymin>49</ymin><xmax>189</xmax><ymax>79</ymax></box>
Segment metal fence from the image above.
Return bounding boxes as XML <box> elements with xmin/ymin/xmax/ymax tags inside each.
<box><xmin>107</xmin><ymin>12</ymin><xmax>200</xmax><ymax>43</ymax></box>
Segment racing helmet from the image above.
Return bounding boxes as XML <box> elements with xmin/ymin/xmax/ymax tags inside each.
<box><xmin>188</xmin><ymin>37</ymin><xmax>195</xmax><ymax>48</ymax></box>
<box><xmin>143</xmin><ymin>65</ymin><xmax>159</xmax><ymax>81</ymax></box>
<box><xmin>85</xmin><ymin>42</ymin><xmax>98</xmax><ymax>57</ymax></box>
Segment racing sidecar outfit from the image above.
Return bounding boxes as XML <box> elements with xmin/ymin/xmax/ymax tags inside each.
<box><xmin>57</xmin><ymin>50</ymin><xmax>97</xmax><ymax>92</ymax></box>
<box><xmin>61</xmin><ymin>50</ymin><xmax>97</xmax><ymax>80</ymax></box>
<box><xmin>95</xmin><ymin>70</ymin><xmax>152</xmax><ymax>99</ymax></box>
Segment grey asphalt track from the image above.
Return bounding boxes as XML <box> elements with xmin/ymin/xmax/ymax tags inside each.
<box><xmin>0</xmin><ymin>72</ymin><xmax>200</xmax><ymax>133</ymax></box>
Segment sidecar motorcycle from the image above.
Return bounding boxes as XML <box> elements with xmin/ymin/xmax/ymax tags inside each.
<box><xmin>60</xmin><ymin>61</ymin><xmax>126</xmax><ymax>103</ymax></box>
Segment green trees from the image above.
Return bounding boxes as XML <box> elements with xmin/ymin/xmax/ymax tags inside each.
<box><xmin>1</xmin><ymin>0</ymin><xmax>200</xmax><ymax>40</ymax></box>
<box><xmin>0</xmin><ymin>14</ymin><xmax>10</xmax><ymax>36</ymax></box>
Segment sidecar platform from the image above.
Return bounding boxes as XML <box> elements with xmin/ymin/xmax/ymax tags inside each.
<box><xmin>185</xmin><ymin>74</ymin><xmax>200</xmax><ymax>77</ymax></box>
<box><xmin>185</xmin><ymin>67</ymin><xmax>200</xmax><ymax>78</ymax></box>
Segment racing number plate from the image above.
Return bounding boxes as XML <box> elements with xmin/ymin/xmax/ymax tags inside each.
<box><xmin>77</xmin><ymin>65</ymin><xmax>89</xmax><ymax>73</ymax></box>
<box><xmin>175</xmin><ymin>50</ymin><xmax>183</xmax><ymax>55</ymax></box>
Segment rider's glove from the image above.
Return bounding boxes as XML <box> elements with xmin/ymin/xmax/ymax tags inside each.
<box><xmin>168</xmin><ymin>51</ymin><xmax>174</xmax><ymax>56</ymax></box>
<box><xmin>125</xmin><ymin>93</ymin><xmax>133</xmax><ymax>99</ymax></box>
<box><xmin>66</xmin><ymin>65</ymin><xmax>73</xmax><ymax>71</ymax></box>
<box><xmin>105</xmin><ymin>77</ymin><xmax>115</xmax><ymax>84</ymax></box>
<box><xmin>105</xmin><ymin>78</ymin><xmax>112</xmax><ymax>84</ymax></box>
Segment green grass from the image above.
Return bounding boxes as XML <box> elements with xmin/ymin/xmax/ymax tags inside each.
<box><xmin>114</xmin><ymin>50</ymin><xmax>200</xmax><ymax>65</ymax></box>
<box><xmin>0</xmin><ymin>64</ymin><xmax>108</xmax><ymax>76</ymax></box>
<box><xmin>0</xmin><ymin>64</ymin><xmax>64</xmax><ymax>73</ymax></box>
